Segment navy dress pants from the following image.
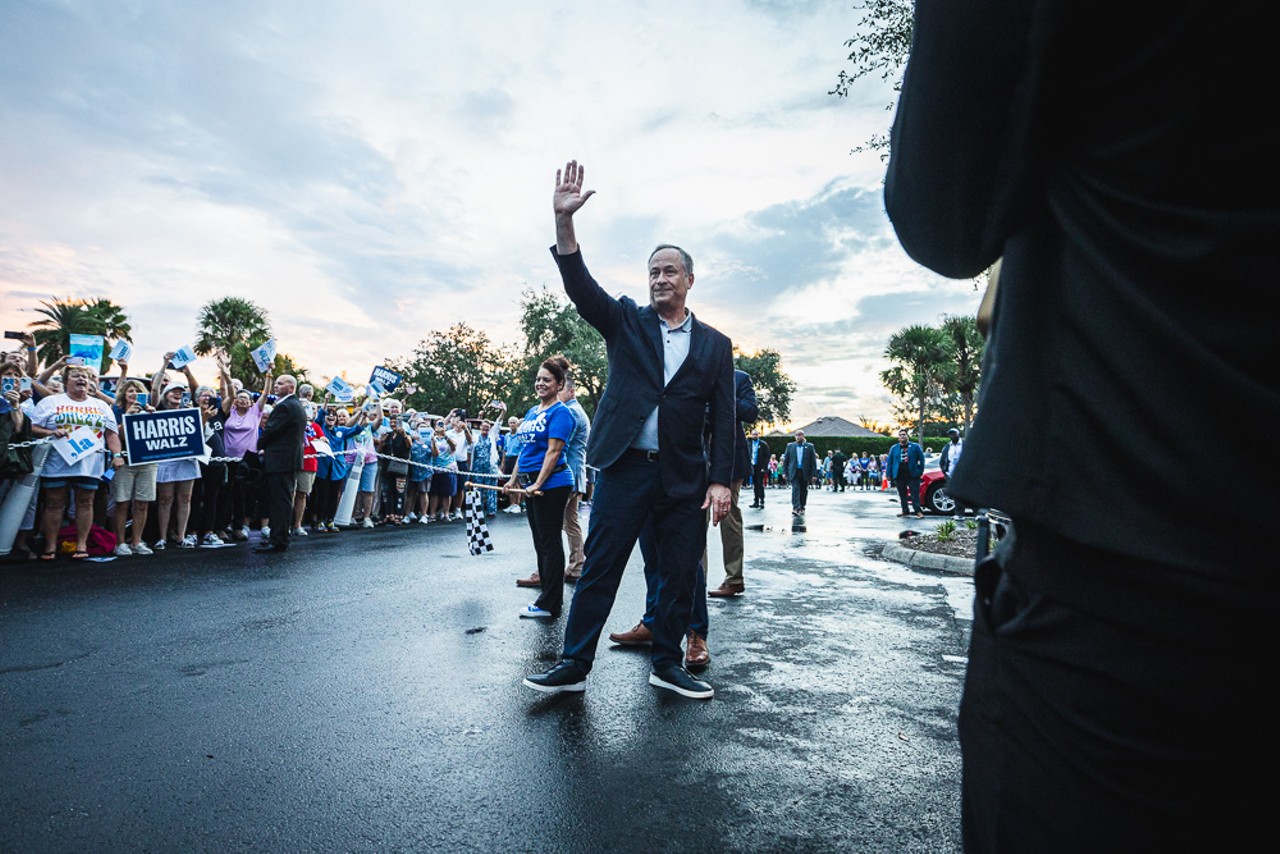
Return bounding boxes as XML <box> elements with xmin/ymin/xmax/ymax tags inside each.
<box><xmin>561</xmin><ymin>455</ymin><xmax>706</xmax><ymax>671</ymax></box>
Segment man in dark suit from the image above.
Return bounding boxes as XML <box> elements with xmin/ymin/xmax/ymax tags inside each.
<box><xmin>782</xmin><ymin>430</ymin><xmax>817</xmax><ymax>515</ymax></box>
<box><xmin>254</xmin><ymin>374</ymin><xmax>307</xmax><ymax>554</ymax></box>
<box><xmin>524</xmin><ymin>160</ymin><xmax>734</xmax><ymax>701</ymax></box>
<box><xmin>883</xmin><ymin>3</ymin><xmax>1278</xmax><ymax>847</ymax></box>
<box><xmin>747</xmin><ymin>429</ymin><xmax>771</xmax><ymax>509</ymax></box>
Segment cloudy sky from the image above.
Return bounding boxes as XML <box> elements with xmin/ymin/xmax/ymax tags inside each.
<box><xmin>0</xmin><ymin>0</ymin><xmax>974</xmax><ymax>427</ymax></box>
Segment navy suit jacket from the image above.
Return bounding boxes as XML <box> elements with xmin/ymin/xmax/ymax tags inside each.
<box><xmin>552</xmin><ymin>248</ymin><xmax>734</xmax><ymax>500</ymax></box>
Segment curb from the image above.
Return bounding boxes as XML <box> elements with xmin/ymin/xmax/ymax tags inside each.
<box><xmin>881</xmin><ymin>541</ymin><xmax>975</xmax><ymax>577</ymax></box>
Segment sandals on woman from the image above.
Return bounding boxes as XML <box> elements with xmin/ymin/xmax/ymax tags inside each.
<box><xmin>39</xmin><ymin>551</ymin><xmax>56</xmax><ymax>561</ymax></box>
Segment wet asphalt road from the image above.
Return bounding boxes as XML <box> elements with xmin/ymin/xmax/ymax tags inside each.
<box><xmin>1</xmin><ymin>486</ymin><xmax>974</xmax><ymax>853</ymax></box>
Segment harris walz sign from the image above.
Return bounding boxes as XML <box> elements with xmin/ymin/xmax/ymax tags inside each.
<box><xmin>122</xmin><ymin>408</ymin><xmax>205</xmax><ymax>464</ymax></box>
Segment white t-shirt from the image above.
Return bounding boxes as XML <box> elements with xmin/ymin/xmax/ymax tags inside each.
<box><xmin>446</xmin><ymin>427</ymin><xmax>470</xmax><ymax>465</ymax></box>
<box><xmin>31</xmin><ymin>393</ymin><xmax>118</xmax><ymax>479</ymax></box>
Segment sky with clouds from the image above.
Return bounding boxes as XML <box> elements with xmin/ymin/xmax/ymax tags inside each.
<box><xmin>0</xmin><ymin>0</ymin><xmax>975</xmax><ymax>427</ymax></box>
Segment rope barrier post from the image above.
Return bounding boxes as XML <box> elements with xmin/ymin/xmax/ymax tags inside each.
<box><xmin>333</xmin><ymin>457</ymin><xmax>364</xmax><ymax>528</ymax></box>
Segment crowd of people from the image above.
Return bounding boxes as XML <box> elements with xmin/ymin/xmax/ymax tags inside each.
<box><xmin>0</xmin><ymin>332</ymin><xmax>541</xmax><ymax>560</ymax></box>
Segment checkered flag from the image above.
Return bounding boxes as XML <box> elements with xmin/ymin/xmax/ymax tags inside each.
<box><xmin>465</xmin><ymin>488</ymin><xmax>494</xmax><ymax>555</ymax></box>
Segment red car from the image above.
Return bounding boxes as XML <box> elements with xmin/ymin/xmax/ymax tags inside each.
<box><xmin>920</xmin><ymin>470</ymin><xmax>958</xmax><ymax>515</ymax></box>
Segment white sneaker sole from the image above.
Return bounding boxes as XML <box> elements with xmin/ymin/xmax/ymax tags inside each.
<box><xmin>649</xmin><ymin>671</ymin><xmax>714</xmax><ymax>700</ymax></box>
<box><xmin>522</xmin><ymin>676</ymin><xmax>586</xmax><ymax>694</ymax></box>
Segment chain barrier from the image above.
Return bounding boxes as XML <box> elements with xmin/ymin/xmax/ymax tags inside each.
<box><xmin>4</xmin><ymin>436</ymin><xmax>507</xmax><ymax>482</ymax></box>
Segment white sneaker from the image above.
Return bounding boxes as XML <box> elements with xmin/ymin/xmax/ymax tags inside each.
<box><xmin>406</xmin><ymin>513</ymin><xmax>418</xmax><ymax>522</ymax></box>
<box><xmin>504</xmin><ymin>505</ymin><xmax>520</xmax><ymax>514</ymax></box>
<box><xmin>200</xmin><ymin>533</ymin><xmax>222</xmax><ymax>546</ymax></box>
<box><xmin>113</xmin><ymin>542</ymin><xmax>133</xmax><ymax>557</ymax></box>
<box><xmin>361</xmin><ymin>517</ymin><xmax>375</xmax><ymax>529</ymax></box>
<box><xmin>452</xmin><ymin>510</ymin><xmax>464</xmax><ymax>521</ymax></box>
<box><xmin>182</xmin><ymin>533</ymin><xmax>198</xmax><ymax>547</ymax></box>
<box><xmin>132</xmin><ymin>542</ymin><xmax>153</xmax><ymax>555</ymax></box>
<box><xmin>153</xmin><ymin>539</ymin><xmax>166</xmax><ymax>551</ymax></box>
<box><xmin>239</xmin><ymin>525</ymin><xmax>250</xmax><ymax>540</ymax></box>
<box><xmin>293</xmin><ymin>527</ymin><xmax>308</xmax><ymax>537</ymax></box>
<box><xmin>260</xmin><ymin>526</ymin><xmax>271</xmax><ymax>539</ymax></box>
<box><xmin>419</xmin><ymin>515</ymin><xmax>430</xmax><ymax>524</ymax></box>
<box><xmin>519</xmin><ymin>603</ymin><xmax>554</xmax><ymax>619</ymax></box>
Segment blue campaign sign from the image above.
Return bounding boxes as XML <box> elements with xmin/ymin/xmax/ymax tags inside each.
<box><xmin>121</xmin><ymin>408</ymin><xmax>205</xmax><ymax>464</ymax></box>
<box><xmin>369</xmin><ymin>366</ymin><xmax>402</xmax><ymax>392</ymax></box>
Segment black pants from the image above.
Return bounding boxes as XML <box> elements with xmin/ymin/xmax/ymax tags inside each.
<box><xmin>262</xmin><ymin>470</ymin><xmax>295</xmax><ymax>549</ymax></box>
<box><xmin>833</xmin><ymin>469</ymin><xmax>846</xmax><ymax>491</ymax></box>
<box><xmin>523</xmin><ymin>484</ymin><xmax>572</xmax><ymax>616</ymax></box>
<box><xmin>961</xmin><ymin>522</ymin><xmax>1272</xmax><ymax>852</ymax></box>
<box><xmin>562</xmin><ymin>456</ymin><xmax>705</xmax><ymax>670</ymax></box>
<box><xmin>381</xmin><ymin>467</ymin><xmax>407</xmax><ymax>517</ymax></box>
<box><xmin>752</xmin><ymin>470</ymin><xmax>766</xmax><ymax>505</ymax></box>
<box><xmin>231</xmin><ymin>458</ymin><xmax>261</xmax><ymax>524</ymax></box>
<box><xmin>896</xmin><ymin>477</ymin><xmax>921</xmax><ymax>514</ymax></box>
<box><xmin>196</xmin><ymin>463</ymin><xmax>227</xmax><ymax>534</ymax></box>
<box><xmin>312</xmin><ymin>476</ymin><xmax>344</xmax><ymax>523</ymax></box>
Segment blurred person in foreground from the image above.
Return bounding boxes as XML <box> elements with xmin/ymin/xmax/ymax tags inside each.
<box><xmin>884</xmin><ymin>1</ymin><xmax>1279</xmax><ymax>849</ymax></box>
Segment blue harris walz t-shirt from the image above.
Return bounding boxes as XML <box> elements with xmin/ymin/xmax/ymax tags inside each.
<box><xmin>515</xmin><ymin>401</ymin><xmax>574</xmax><ymax>490</ymax></box>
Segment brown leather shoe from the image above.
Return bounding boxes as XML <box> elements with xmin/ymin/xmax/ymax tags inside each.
<box><xmin>515</xmin><ymin>573</ymin><xmax>541</xmax><ymax>588</ymax></box>
<box><xmin>685</xmin><ymin>631</ymin><xmax>710</xmax><ymax>670</ymax></box>
<box><xmin>608</xmin><ymin>621</ymin><xmax>653</xmax><ymax>646</ymax></box>
<box><xmin>707</xmin><ymin>580</ymin><xmax>745</xmax><ymax>598</ymax></box>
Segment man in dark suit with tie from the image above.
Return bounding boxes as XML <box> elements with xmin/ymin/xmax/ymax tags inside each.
<box><xmin>782</xmin><ymin>429</ymin><xmax>817</xmax><ymax>516</ymax></box>
<box><xmin>748</xmin><ymin>429</ymin><xmax>771</xmax><ymax>509</ymax></box>
<box><xmin>254</xmin><ymin>374</ymin><xmax>307</xmax><ymax>554</ymax></box>
<box><xmin>524</xmin><ymin>160</ymin><xmax>734</xmax><ymax>701</ymax></box>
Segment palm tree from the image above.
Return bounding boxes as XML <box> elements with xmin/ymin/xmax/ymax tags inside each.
<box><xmin>880</xmin><ymin>324</ymin><xmax>951</xmax><ymax>442</ymax></box>
<box><xmin>938</xmin><ymin>314</ymin><xmax>983</xmax><ymax>432</ymax></box>
<box><xmin>194</xmin><ymin>297</ymin><xmax>272</xmax><ymax>381</ymax></box>
<box><xmin>29</xmin><ymin>297</ymin><xmax>133</xmax><ymax>369</ymax></box>
<box><xmin>194</xmin><ymin>297</ymin><xmax>271</xmax><ymax>357</ymax></box>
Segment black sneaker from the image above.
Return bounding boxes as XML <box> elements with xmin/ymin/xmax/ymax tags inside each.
<box><xmin>649</xmin><ymin>662</ymin><xmax>714</xmax><ymax>700</ymax></box>
<box><xmin>523</xmin><ymin>659</ymin><xmax>587</xmax><ymax>694</ymax></box>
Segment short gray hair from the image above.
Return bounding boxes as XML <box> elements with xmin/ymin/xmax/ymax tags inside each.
<box><xmin>648</xmin><ymin>244</ymin><xmax>693</xmax><ymax>276</ymax></box>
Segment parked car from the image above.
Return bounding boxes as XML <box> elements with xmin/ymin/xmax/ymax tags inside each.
<box><xmin>920</xmin><ymin>470</ymin><xmax>957</xmax><ymax>515</ymax></box>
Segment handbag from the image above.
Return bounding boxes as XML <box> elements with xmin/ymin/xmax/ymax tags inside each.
<box><xmin>387</xmin><ymin>458</ymin><xmax>409</xmax><ymax>476</ymax></box>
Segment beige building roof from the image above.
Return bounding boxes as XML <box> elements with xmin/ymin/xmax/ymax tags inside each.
<box><xmin>772</xmin><ymin>415</ymin><xmax>883</xmax><ymax>438</ymax></box>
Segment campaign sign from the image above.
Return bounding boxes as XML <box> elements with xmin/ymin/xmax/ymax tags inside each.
<box><xmin>53</xmin><ymin>425</ymin><xmax>104</xmax><ymax>467</ymax></box>
<box><xmin>109</xmin><ymin>340</ymin><xmax>133</xmax><ymax>362</ymax></box>
<box><xmin>369</xmin><ymin>366</ymin><xmax>402</xmax><ymax>392</ymax></box>
<box><xmin>122</xmin><ymin>408</ymin><xmax>204</xmax><ymax>464</ymax></box>
<box><xmin>326</xmin><ymin>375</ymin><xmax>355</xmax><ymax>402</ymax></box>
<box><xmin>69</xmin><ymin>333</ymin><xmax>106</xmax><ymax>369</ymax></box>
<box><xmin>250</xmin><ymin>338</ymin><xmax>277</xmax><ymax>373</ymax></box>
<box><xmin>169</xmin><ymin>345</ymin><xmax>197</xmax><ymax>369</ymax></box>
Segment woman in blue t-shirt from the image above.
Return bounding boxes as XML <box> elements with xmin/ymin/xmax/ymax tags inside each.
<box><xmin>505</xmin><ymin>358</ymin><xmax>575</xmax><ymax>620</ymax></box>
